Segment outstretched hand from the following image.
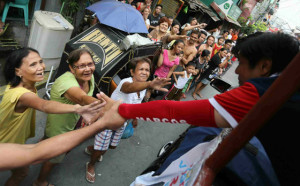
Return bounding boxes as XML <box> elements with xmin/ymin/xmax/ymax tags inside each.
<box><xmin>149</xmin><ymin>77</ymin><xmax>171</xmax><ymax>92</ymax></box>
<box><xmin>75</xmin><ymin>100</ymin><xmax>106</xmax><ymax>124</ymax></box>
<box><xmin>95</xmin><ymin>92</ymin><xmax>126</xmax><ymax>130</ymax></box>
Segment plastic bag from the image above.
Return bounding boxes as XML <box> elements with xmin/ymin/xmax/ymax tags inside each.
<box><xmin>121</xmin><ymin>122</ymin><xmax>134</xmax><ymax>139</ymax></box>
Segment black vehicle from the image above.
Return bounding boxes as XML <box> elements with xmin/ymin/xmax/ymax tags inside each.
<box><xmin>54</xmin><ymin>23</ymin><xmax>162</xmax><ymax>96</ymax></box>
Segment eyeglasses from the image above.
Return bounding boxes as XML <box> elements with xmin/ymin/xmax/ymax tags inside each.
<box><xmin>73</xmin><ymin>62</ymin><xmax>95</xmax><ymax>70</ymax></box>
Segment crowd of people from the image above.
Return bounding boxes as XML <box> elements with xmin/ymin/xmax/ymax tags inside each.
<box><xmin>0</xmin><ymin>1</ymin><xmax>300</xmax><ymax>186</ymax></box>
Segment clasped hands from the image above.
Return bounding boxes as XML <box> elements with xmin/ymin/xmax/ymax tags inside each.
<box><xmin>84</xmin><ymin>77</ymin><xmax>171</xmax><ymax>130</ymax></box>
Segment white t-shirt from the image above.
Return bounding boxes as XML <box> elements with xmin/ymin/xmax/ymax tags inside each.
<box><xmin>111</xmin><ymin>77</ymin><xmax>146</xmax><ymax>104</ymax></box>
<box><xmin>146</xmin><ymin>19</ymin><xmax>150</xmax><ymax>25</ymax></box>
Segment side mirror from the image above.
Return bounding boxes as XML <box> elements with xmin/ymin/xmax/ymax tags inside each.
<box><xmin>210</xmin><ymin>78</ymin><xmax>231</xmax><ymax>93</ymax></box>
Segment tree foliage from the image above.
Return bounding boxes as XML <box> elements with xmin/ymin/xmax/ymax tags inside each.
<box><xmin>238</xmin><ymin>16</ymin><xmax>267</xmax><ymax>35</ymax></box>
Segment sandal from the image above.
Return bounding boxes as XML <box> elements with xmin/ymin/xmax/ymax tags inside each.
<box><xmin>84</xmin><ymin>147</ymin><xmax>103</xmax><ymax>162</ymax></box>
<box><xmin>192</xmin><ymin>93</ymin><xmax>198</xmax><ymax>100</ymax></box>
<box><xmin>0</xmin><ymin>23</ymin><xmax>9</xmax><ymax>37</ymax></box>
<box><xmin>86</xmin><ymin>162</ymin><xmax>95</xmax><ymax>183</ymax></box>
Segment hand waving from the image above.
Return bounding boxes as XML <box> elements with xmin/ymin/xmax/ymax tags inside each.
<box><xmin>96</xmin><ymin>92</ymin><xmax>126</xmax><ymax>130</ymax></box>
<box><xmin>149</xmin><ymin>77</ymin><xmax>171</xmax><ymax>92</ymax></box>
<box><xmin>75</xmin><ymin>101</ymin><xmax>106</xmax><ymax>124</ymax></box>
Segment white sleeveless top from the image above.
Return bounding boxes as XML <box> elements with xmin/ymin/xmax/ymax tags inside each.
<box><xmin>175</xmin><ymin>71</ymin><xmax>191</xmax><ymax>89</ymax></box>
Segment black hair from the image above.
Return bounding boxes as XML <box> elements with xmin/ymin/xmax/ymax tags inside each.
<box><xmin>225</xmin><ymin>39</ymin><xmax>233</xmax><ymax>44</ymax></box>
<box><xmin>170</xmin><ymin>39</ymin><xmax>185</xmax><ymax>50</ymax></box>
<box><xmin>223</xmin><ymin>30</ymin><xmax>229</xmax><ymax>34</ymax></box>
<box><xmin>190</xmin><ymin>29</ymin><xmax>200</xmax><ymax>38</ymax></box>
<box><xmin>190</xmin><ymin>17</ymin><xmax>197</xmax><ymax>23</ymax></box>
<box><xmin>201</xmin><ymin>49</ymin><xmax>211</xmax><ymax>57</ymax></box>
<box><xmin>239</xmin><ymin>32</ymin><xmax>299</xmax><ymax>74</ymax></box>
<box><xmin>218</xmin><ymin>37</ymin><xmax>225</xmax><ymax>41</ymax></box>
<box><xmin>205</xmin><ymin>20</ymin><xmax>224</xmax><ymax>32</ymax></box>
<box><xmin>68</xmin><ymin>48</ymin><xmax>93</xmax><ymax>66</ymax></box>
<box><xmin>231</xmin><ymin>32</ymin><xmax>263</xmax><ymax>57</ymax></box>
<box><xmin>4</xmin><ymin>47</ymin><xmax>40</xmax><ymax>87</ymax></box>
<box><xmin>200</xmin><ymin>30</ymin><xmax>208</xmax><ymax>37</ymax></box>
<box><xmin>129</xmin><ymin>57</ymin><xmax>152</xmax><ymax>72</ymax></box>
<box><xmin>206</xmin><ymin>35</ymin><xmax>215</xmax><ymax>44</ymax></box>
<box><xmin>171</xmin><ymin>19</ymin><xmax>181</xmax><ymax>28</ymax></box>
<box><xmin>186</xmin><ymin>61</ymin><xmax>196</xmax><ymax>68</ymax></box>
<box><xmin>156</xmin><ymin>4</ymin><xmax>163</xmax><ymax>9</ymax></box>
<box><xmin>131</xmin><ymin>2</ymin><xmax>137</xmax><ymax>7</ymax></box>
<box><xmin>219</xmin><ymin>48</ymin><xmax>228</xmax><ymax>52</ymax></box>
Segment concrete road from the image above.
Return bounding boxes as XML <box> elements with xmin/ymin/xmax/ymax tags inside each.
<box><xmin>0</xmin><ymin>62</ymin><xmax>239</xmax><ymax>186</ymax></box>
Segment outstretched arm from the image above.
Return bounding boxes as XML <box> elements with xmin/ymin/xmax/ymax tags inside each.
<box><xmin>0</xmin><ymin>111</ymin><xmax>123</xmax><ymax>171</ymax></box>
<box><xmin>121</xmin><ymin>77</ymin><xmax>171</xmax><ymax>93</ymax></box>
<box><xmin>18</xmin><ymin>92</ymin><xmax>104</xmax><ymax>123</ymax></box>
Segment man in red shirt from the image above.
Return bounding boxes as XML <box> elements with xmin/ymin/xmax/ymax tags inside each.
<box><xmin>98</xmin><ymin>32</ymin><xmax>300</xmax><ymax>185</ymax></box>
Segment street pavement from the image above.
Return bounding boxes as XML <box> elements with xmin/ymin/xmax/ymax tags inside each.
<box><xmin>0</xmin><ymin>62</ymin><xmax>239</xmax><ymax>186</ymax></box>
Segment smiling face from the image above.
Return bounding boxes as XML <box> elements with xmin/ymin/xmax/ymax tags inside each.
<box><xmin>70</xmin><ymin>52</ymin><xmax>95</xmax><ymax>83</ymax></box>
<box><xmin>189</xmin><ymin>33</ymin><xmax>199</xmax><ymax>44</ymax></box>
<box><xmin>199</xmin><ymin>33</ymin><xmax>206</xmax><ymax>44</ymax></box>
<box><xmin>142</xmin><ymin>8</ymin><xmax>150</xmax><ymax>18</ymax></box>
<box><xmin>16</xmin><ymin>51</ymin><xmax>45</xmax><ymax>84</ymax></box>
<box><xmin>159</xmin><ymin>21</ymin><xmax>169</xmax><ymax>33</ymax></box>
<box><xmin>219</xmin><ymin>49</ymin><xmax>228</xmax><ymax>58</ymax></box>
<box><xmin>173</xmin><ymin>42</ymin><xmax>185</xmax><ymax>55</ymax></box>
<box><xmin>171</xmin><ymin>24</ymin><xmax>180</xmax><ymax>34</ymax></box>
<box><xmin>186</xmin><ymin>65</ymin><xmax>195</xmax><ymax>74</ymax></box>
<box><xmin>131</xmin><ymin>61</ymin><xmax>150</xmax><ymax>82</ymax></box>
<box><xmin>207</xmin><ymin>36</ymin><xmax>214</xmax><ymax>46</ymax></box>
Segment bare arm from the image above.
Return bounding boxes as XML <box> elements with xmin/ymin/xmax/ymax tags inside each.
<box><xmin>166</xmin><ymin>65</ymin><xmax>177</xmax><ymax>78</ymax></box>
<box><xmin>18</xmin><ymin>92</ymin><xmax>82</xmax><ymax>114</ymax></box>
<box><xmin>121</xmin><ymin>77</ymin><xmax>171</xmax><ymax>93</ymax></box>
<box><xmin>0</xmin><ymin>106</ymin><xmax>124</xmax><ymax>171</ymax></box>
<box><xmin>64</xmin><ymin>86</ymin><xmax>99</xmax><ymax>105</ymax></box>
<box><xmin>156</xmin><ymin>52</ymin><xmax>164</xmax><ymax>67</ymax></box>
<box><xmin>172</xmin><ymin>71</ymin><xmax>184</xmax><ymax>85</ymax></box>
<box><xmin>166</xmin><ymin>35</ymin><xmax>188</xmax><ymax>43</ymax></box>
<box><xmin>181</xmin><ymin>23</ymin><xmax>207</xmax><ymax>35</ymax></box>
<box><xmin>18</xmin><ymin>92</ymin><xmax>103</xmax><ymax>123</ymax></box>
<box><xmin>182</xmin><ymin>50</ymin><xmax>197</xmax><ymax>65</ymax></box>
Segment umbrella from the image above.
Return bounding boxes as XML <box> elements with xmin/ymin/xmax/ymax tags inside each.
<box><xmin>86</xmin><ymin>0</ymin><xmax>148</xmax><ymax>34</ymax></box>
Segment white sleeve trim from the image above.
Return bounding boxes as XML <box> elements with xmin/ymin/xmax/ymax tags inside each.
<box><xmin>209</xmin><ymin>98</ymin><xmax>238</xmax><ymax>128</ymax></box>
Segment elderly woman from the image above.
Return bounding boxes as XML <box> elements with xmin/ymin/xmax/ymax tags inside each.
<box><xmin>148</xmin><ymin>16</ymin><xmax>170</xmax><ymax>42</ymax></box>
<box><xmin>34</xmin><ymin>48</ymin><xmax>104</xmax><ymax>186</ymax></box>
<box><xmin>85</xmin><ymin>57</ymin><xmax>170</xmax><ymax>183</ymax></box>
<box><xmin>0</xmin><ymin>47</ymin><xmax>101</xmax><ymax>186</ymax></box>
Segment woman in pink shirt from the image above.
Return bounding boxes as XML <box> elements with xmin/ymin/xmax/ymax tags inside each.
<box><xmin>154</xmin><ymin>39</ymin><xmax>184</xmax><ymax>78</ymax></box>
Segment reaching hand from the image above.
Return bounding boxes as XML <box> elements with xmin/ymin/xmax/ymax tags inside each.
<box><xmin>199</xmin><ymin>23</ymin><xmax>207</xmax><ymax>28</ymax></box>
<box><xmin>96</xmin><ymin>92</ymin><xmax>126</xmax><ymax>130</ymax></box>
<box><xmin>149</xmin><ymin>77</ymin><xmax>171</xmax><ymax>92</ymax></box>
<box><xmin>75</xmin><ymin>101</ymin><xmax>106</xmax><ymax>124</ymax></box>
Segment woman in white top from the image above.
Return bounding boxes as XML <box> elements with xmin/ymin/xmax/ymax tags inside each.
<box><xmin>85</xmin><ymin>57</ymin><xmax>170</xmax><ymax>183</ymax></box>
<box><xmin>142</xmin><ymin>7</ymin><xmax>151</xmax><ymax>30</ymax></box>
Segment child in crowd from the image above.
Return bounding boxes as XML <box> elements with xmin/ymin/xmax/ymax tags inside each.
<box><xmin>194</xmin><ymin>49</ymin><xmax>211</xmax><ymax>79</ymax></box>
<box><xmin>211</xmin><ymin>37</ymin><xmax>224</xmax><ymax>58</ymax></box>
<box><xmin>164</xmin><ymin>61</ymin><xmax>195</xmax><ymax>101</ymax></box>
